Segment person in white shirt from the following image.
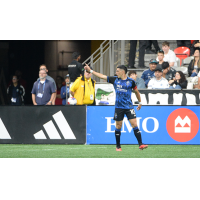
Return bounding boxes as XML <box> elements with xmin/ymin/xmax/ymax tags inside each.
<box><xmin>156</xmin><ymin>41</ymin><xmax>177</xmax><ymax>67</ymax></box>
<box><xmin>148</xmin><ymin>66</ymin><xmax>169</xmax><ymax>89</ymax></box>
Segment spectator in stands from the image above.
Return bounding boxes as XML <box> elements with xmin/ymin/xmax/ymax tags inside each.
<box><xmin>128</xmin><ymin>70</ymin><xmax>146</xmax><ymax>89</ymax></box>
<box><xmin>31</xmin><ymin>69</ymin><xmax>56</xmax><ymax>105</ymax></box>
<box><xmin>176</xmin><ymin>40</ymin><xmax>191</xmax><ymax>49</ymax></box>
<box><xmin>37</xmin><ymin>64</ymin><xmax>57</xmax><ymax>105</ymax></box>
<box><xmin>190</xmin><ymin>40</ymin><xmax>200</xmax><ymax>56</ymax></box>
<box><xmin>60</xmin><ymin>74</ymin><xmax>70</xmax><ymax>105</ymax></box>
<box><xmin>70</xmin><ymin>68</ymin><xmax>96</xmax><ymax>105</ymax></box>
<box><xmin>68</xmin><ymin>52</ymin><xmax>84</xmax><ymax>82</ymax></box>
<box><xmin>128</xmin><ymin>40</ymin><xmax>147</xmax><ymax>68</ymax></box>
<box><xmin>156</xmin><ymin>50</ymin><xmax>165</xmax><ymax>68</ymax></box>
<box><xmin>169</xmin><ymin>71</ymin><xmax>187</xmax><ymax>89</ymax></box>
<box><xmin>55</xmin><ymin>75</ymin><xmax>64</xmax><ymax>105</ymax></box>
<box><xmin>162</xmin><ymin>61</ymin><xmax>176</xmax><ymax>81</ymax></box>
<box><xmin>188</xmin><ymin>49</ymin><xmax>200</xmax><ymax>77</ymax></box>
<box><xmin>145</xmin><ymin>40</ymin><xmax>160</xmax><ymax>54</ymax></box>
<box><xmin>7</xmin><ymin>75</ymin><xmax>25</xmax><ymax>105</ymax></box>
<box><xmin>141</xmin><ymin>59</ymin><xmax>158</xmax><ymax>87</ymax></box>
<box><xmin>159</xmin><ymin>41</ymin><xmax>177</xmax><ymax>67</ymax></box>
<box><xmin>148</xmin><ymin>66</ymin><xmax>169</xmax><ymax>89</ymax></box>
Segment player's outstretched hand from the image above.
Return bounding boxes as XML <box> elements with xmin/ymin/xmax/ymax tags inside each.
<box><xmin>137</xmin><ymin>104</ymin><xmax>142</xmax><ymax>110</ymax></box>
<box><xmin>84</xmin><ymin>63</ymin><xmax>91</xmax><ymax>72</ymax></box>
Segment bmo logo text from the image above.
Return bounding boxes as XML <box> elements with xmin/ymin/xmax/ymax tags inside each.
<box><xmin>166</xmin><ymin>108</ymin><xmax>199</xmax><ymax>142</ymax></box>
<box><xmin>105</xmin><ymin>117</ymin><xmax>159</xmax><ymax>133</ymax></box>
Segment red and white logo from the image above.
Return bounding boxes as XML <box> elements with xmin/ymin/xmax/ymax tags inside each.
<box><xmin>166</xmin><ymin>108</ymin><xmax>199</xmax><ymax>142</ymax></box>
<box><xmin>175</xmin><ymin>116</ymin><xmax>191</xmax><ymax>133</ymax></box>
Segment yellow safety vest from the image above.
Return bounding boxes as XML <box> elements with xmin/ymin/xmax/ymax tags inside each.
<box><xmin>70</xmin><ymin>76</ymin><xmax>96</xmax><ymax>105</ymax></box>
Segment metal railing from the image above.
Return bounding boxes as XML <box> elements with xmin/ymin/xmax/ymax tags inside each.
<box><xmin>82</xmin><ymin>40</ymin><xmax>130</xmax><ymax>82</ymax></box>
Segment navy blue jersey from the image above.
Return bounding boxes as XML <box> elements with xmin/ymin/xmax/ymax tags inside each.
<box><xmin>107</xmin><ymin>76</ymin><xmax>137</xmax><ymax>109</ymax></box>
<box><xmin>141</xmin><ymin>69</ymin><xmax>155</xmax><ymax>87</ymax></box>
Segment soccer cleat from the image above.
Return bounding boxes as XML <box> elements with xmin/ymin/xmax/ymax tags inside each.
<box><xmin>116</xmin><ymin>147</ymin><xmax>122</xmax><ymax>151</ymax></box>
<box><xmin>139</xmin><ymin>144</ymin><xmax>148</xmax><ymax>150</ymax></box>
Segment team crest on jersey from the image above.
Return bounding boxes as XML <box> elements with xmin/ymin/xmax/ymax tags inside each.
<box><xmin>126</xmin><ymin>81</ymin><xmax>130</xmax><ymax>86</ymax></box>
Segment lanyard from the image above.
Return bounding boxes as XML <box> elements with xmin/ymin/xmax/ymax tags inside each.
<box><xmin>86</xmin><ymin>80</ymin><xmax>92</xmax><ymax>92</ymax></box>
<box><xmin>38</xmin><ymin>80</ymin><xmax>46</xmax><ymax>94</ymax></box>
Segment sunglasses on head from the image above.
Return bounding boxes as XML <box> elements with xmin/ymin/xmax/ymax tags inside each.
<box><xmin>157</xmin><ymin>50</ymin><xmax>164</xmax><ymax>53</ymax></box>
<box><xmin>150</xmin><ymin>59</ymin><xmax>157</xmax><ymax>63</ymax></box>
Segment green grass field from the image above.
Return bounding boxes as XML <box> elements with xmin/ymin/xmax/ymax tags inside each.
<box><xmin>0</xmin><ymin>144</ymin><xmax>200</xmax><ymax>158</ymax></box>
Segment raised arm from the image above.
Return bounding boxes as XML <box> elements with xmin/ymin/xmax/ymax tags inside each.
<box><xmin>84</xmin><ymin>64</ymin><xmax>107</xmax><ymax>80</ymax></box>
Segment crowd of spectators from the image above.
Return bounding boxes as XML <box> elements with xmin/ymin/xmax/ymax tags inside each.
<box><xmin>130</xmin><ymin>41</ymin><xmax>200</xmax><ymax>90</ymax></box>
<box><xmin>6</xmin><ymin>40</ymin><xmax>200</xmax><ymax>106</ymax></box>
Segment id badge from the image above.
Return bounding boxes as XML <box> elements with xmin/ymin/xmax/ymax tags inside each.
<box><xmin>11</xmin><ymin>98</ymin><xmax>16</xmax><ymax>103</ymax></box>
<box><xmin>90</xmin><ymin>94</ymin><xmax>94</xmax><ymax>100</ymax></box>
<box><xmin>37</xmin><ymin>93</ymin><xmax>43</xmax><ymax>98</ymax></box>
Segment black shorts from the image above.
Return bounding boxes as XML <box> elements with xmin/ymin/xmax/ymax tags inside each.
<box><xmin>113</xmin><ymin>108</ymin><xmax>136</xmax><ymax>121</ymax></box>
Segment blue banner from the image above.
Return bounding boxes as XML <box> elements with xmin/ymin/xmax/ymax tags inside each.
<box><xmin>86</xmin><ymin>106</ymin><xmax>200</xmax><ymax>144</ymax></box>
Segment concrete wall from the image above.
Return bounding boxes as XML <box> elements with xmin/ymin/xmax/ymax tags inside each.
<box><xmin>45</xmin><ymin>40</ymin><xmax>91</xmax><ymax>80</ymax></box>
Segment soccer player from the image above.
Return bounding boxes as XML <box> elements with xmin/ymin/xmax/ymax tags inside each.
<box><xmin>84</xmin><ymin>64</ymin><xmax>148</xmax><ymax>151</ymax></box>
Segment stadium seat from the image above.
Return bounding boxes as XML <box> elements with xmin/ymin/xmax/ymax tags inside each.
<box><xmin>174</xmin><ymin>47</ymin><xmax>190</xmax><ymax>66</ymax></box>
<box><xmin>191</xmin><ymin>40</ymin><xmax>195</xmax><ymax>45</ymax></box>
<box><xmin>175</xmin><ymin>66</ymin><xmax>188</xmax><ymax>75</ymax></box>
<box><xmin>176</xmin><ymin>57</ymin><xmax>180</xmax><ymax>67</ymax></box>
<box><xmin>182</xmin><ymin>56</ymin><xmax>194</xmax><ymax>67</ymax></box>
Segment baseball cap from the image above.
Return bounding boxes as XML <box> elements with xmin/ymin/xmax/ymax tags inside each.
<box><xmin>162</xmin><ymin>62</ymin><xmax>169</xmax><ymax>69</ymax></box>
<box><xmin>117</xmin><ymin>65</ymin><xmax>127</xmax><ymax>73</ymax></box>
<box><xmin>64</xmin><ymin>74</ymin><xmax>70</xmax><ymax>79</ymax></box>
<box><xmin>149</xmin><ymin>59</ymin><xmax>158</xmax><ymax>64</ymax></box>
<box><xmin>72</xmin><ymin>52</ymin><xmax>81</xmax><ymax>59</ymax></box>
<box><xmin>154</xmin><ymin>66</ymin><xmax>163</xmax><ymax>72</ymax></box>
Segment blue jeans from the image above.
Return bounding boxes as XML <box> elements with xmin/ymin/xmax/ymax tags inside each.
<box><xmin>191</xmin><ymin>72</ymin><xmax>197</xmax><ymax>77</ymax></box>
<box><xmin>169</xmin><ymin>85</ymin><xmax>182</xmax><ymax>89</ymax></box>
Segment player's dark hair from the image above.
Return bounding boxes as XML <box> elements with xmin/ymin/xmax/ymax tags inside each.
<box><xmin>128</xmin><ymin>70</ymin><xmax>136</xmax><ymax>77</ymax></box>
<box><xmin>117</xmin><ymin>65</ymin><xmax>127</xmax><ymax>74</ymax></box>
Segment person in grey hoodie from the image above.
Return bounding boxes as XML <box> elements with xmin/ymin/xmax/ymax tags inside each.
<box><xmin>128</xmin><ymin>70</ymin><xmax>146</xmax><ymax>89</ymax></box>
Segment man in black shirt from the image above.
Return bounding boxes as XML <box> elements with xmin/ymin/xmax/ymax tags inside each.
<box><xmin>68</xmin><ymin>52</ymin><xmax>84</xmax><ymax>82</ymax></box>
<box><xmin>162</xmin><ymin>62</ymin><xmax>176</xmax><ymax>81</ymax></box>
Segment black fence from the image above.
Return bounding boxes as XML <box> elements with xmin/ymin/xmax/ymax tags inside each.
<box><xmin>136</xmin><ymin>89</ymin><xmax>200</xmax><ymax>105</ymax></box>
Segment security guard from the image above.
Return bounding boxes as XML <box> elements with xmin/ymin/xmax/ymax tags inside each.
<box><xmin>68</xmin><ymin>52</ymin><xmax>84</xmax><ymax>82</ymax></box>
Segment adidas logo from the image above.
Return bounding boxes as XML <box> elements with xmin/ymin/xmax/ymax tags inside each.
<box><xmin>0</xmin><ymin>118</ymin><xmax>11</xmax><ymax>139</ymax></box>
<box><xmin>34</xmin><ymin>110</ymin><xmax>76</xmax><ymax>139</ymax></box>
